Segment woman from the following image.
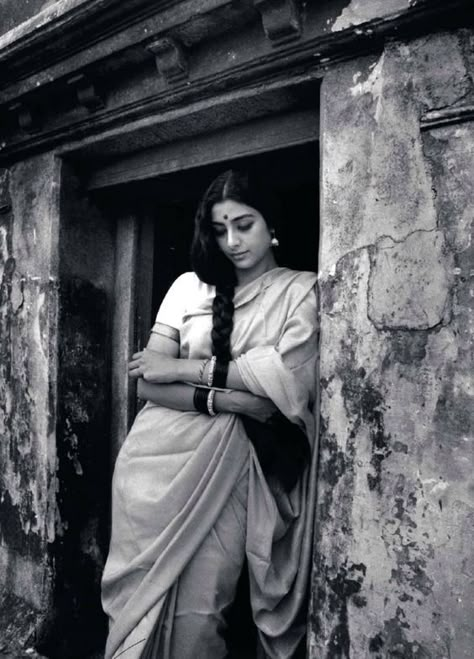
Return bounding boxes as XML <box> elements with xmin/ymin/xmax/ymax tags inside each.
<box><xmin>102</xmin><ymin>170</ymin><xmax>319</xmax><ymax>659</ymax></box>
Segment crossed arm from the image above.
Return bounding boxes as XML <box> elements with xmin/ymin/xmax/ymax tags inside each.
<box><xmin>128</xmin><ymin>331</ymin><xmax>277</xmax><ymax>422</ymax></box>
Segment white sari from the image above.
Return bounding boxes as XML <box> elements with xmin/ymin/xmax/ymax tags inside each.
<box><xmin>102</xmin><ymin>267</ymin><xmax>319</xmax><ymax>658</ymax></box>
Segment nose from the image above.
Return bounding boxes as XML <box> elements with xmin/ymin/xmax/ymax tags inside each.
<box><xmin>226</xmin><ymin>228</ymin><xmax>240</xmax><ymax>249</ymax></box>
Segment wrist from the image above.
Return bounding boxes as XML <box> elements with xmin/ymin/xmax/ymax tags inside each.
<box><xmin>176</xmin><ymin>358</ymin><xmax>199</xmax><ymax>382</ymax></box>
<box><xmin>216</xmin><ymin>390</ymin><xmax>250</xmax><ymax>414</ymax></box>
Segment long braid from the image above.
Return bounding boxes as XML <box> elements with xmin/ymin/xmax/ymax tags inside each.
<box><xmin>211</xmin><ymin>284</ymin><xmax>235</xmax><ymax>363</ymax></box>
<box><xmin>192</xmin><ymin>169</ymin><xmax>309</xmax><ymax>492</ymax></box>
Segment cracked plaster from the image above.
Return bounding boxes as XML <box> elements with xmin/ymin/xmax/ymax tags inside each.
<box><xmin>368</xmin><ymin>230</ymin><xmax>452</xmax><ymax>330</ymax></box>
<box><xmin>313</xmin><ymin>27</ymin><xmax>474</xmax><ymax>659</ymax></box>
<box><xmin>0</xmin><ymin>154</ymin><xmax>60</xmax><ymax>627</ymax></box>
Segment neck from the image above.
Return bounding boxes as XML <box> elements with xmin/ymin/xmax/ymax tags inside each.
<box><xmin>235</xmin><ymin>253</ymin><xmax>278</xmax><ymax>287</ymax></box>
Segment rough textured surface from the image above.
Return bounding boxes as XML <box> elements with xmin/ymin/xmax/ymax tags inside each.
<box><xmin>0</xmin><ymin>0</ymin><xmax>86</xmax><ymax>41</ymax></box>
<box><xmin>0</xmin><ymin>154</ymin><xmax>60</xmax><ymax>651</ymax></box>
<box><xmin>0</xmin><ymin>156</ymin><xmax>114</xmax><ymax>657</ymax></box>
<box><xmin>368</xmin><ymin>230</ymin><xmax>452</xmax><ymax>330</ymax></box>
<box><xmin>332</xmin><ymin>0</ymin><xmax>410</xmax><ymax>31</ymax></box>
<box><xmin>35</xmin><ymin>166</ymin><xmax>114</xmax><ymax>658</ymax></box>
<box><xmin>311</xmin><ymin>30</ymin><xmax>474</xmax><ymax>658</ymax></box>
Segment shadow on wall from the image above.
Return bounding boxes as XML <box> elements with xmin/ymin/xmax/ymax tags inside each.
<box><xmin>36</xmin><ymin>278</ymin><xmax>110</xmax><ymax>659</ymax></box>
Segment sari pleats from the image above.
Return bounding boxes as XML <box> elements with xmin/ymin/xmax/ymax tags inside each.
<box><xmin>140</xmin><ymin>465</ymin><xmax>249</xmax><ymax>658</ymax></box>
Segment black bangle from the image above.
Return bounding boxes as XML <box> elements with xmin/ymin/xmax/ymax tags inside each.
<box><xmin>213</xmin><ymin>360</ymin><xmax>229</xmax><ymax>389</ymax></box>
<box><xmin>193</xmin><ymin>386</ymin><xmax>210</xmax><ymax>415</ymax></box>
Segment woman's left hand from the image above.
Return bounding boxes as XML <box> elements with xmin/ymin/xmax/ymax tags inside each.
<box><xmin>128</xmin><ymin>349</ymin><xmax>179</xmax><ymax>383</ymax></box>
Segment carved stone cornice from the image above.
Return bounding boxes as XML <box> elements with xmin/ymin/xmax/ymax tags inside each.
<box><xmin>420</xmin><ymin>104</ymin><xmax>474</xmax><ymax>130</ymax></box>
<box><xmin>0</xmin><ymin>0</ymin><xmax>243</xmax><ymax>104</ymax></box>
<box><xmin>146</xmin><ymin>37</ymin><xmax>188</xmax><ymax>83</ymax></box>
<box><xmin>8</xmin><ymin>101</ymin><xmax>40</xmax><ymax>133</ymax></box>
<box><xmin>67</xmin><ymin>74</ymin><xmax>105</xmax><ymax>112</ymax></box>
<box><xmin>0</xmin><ymin>0</ymin><xmax>472</xmax><ymax>163</ymax></box>
<box><xmin>254</xmin><ymin>0</ymin><xmax>301</xmax><ymax>46</ymax></box>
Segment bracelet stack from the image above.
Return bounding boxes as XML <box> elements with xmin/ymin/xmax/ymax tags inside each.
<box><xmin>207</xmin><ymin>356</ymin><xmax>217</xmax><ymax>387</ymax></box>
<box><xmin>206</xmin><ymin>389</ymin><xmax>216</xmax><ymax>417</ymax></box>
<box><xmin>193</xmin><ymin>386</ymin><xmax>217</xmax><ymax>416</ymax></box>
<box><xmin>205</xmin><ymin>355</ymin><xmax>228</xmax><ymax>389</ymax></box>
<box><xmin>193</xmin><ymin>355</ymin><xmax>229</xmax><ymax>416</ymax></box>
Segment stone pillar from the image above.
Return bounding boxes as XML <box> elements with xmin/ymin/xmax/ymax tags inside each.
<box><xmin>310</xmin><ymin>31</ymin><xmax>474</xmax><ymax>658</ymax></box>
<box><xmin>0</xmin><ymin>154</ymin><xmax>60</xmax><ymax>649</ymax></box>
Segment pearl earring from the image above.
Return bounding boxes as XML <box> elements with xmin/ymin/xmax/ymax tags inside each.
<box><xmin>270</xmin><ymin>230</ymin><xmax>279</xmax><ymax>248</ymax></box>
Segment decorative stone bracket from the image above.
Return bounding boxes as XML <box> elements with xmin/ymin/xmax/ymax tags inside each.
<box><xmin>8</xmin><ymin>102</ymin><xmax>40</xmax><ymax>133</ymax></box>
<box><xmin>67</xmin><ymin>73</ymin><xmax>105</xmax><ymax>112</ymax></box>
<box><xmin>146</xmin><ymin>37</ymin><xmax>188</xmax><ymax>84</ymax></box>
<box><xmin>254</xmin><ymin>0</ymin><xmax>301</xmax><ymax>46</ymax></box>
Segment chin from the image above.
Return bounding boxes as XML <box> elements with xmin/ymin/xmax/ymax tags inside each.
<box><xmin>235</xmin><ymin>261</ymin><xmax>254</xmax><ymax>270</ymax></box>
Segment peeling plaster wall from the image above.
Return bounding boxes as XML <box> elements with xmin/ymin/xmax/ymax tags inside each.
<box><xmin>311</xmin><ymin>30</ymin><xmax>474</xmax><ymax>658</ymax></box>
<box><xmin>0</xmin><ymin>155</ymin><xmax>114</xmax><ymax>656</ymax></box>
<box><xmin>331</xmin><ymin>0</ymin><xmax>411</xmax><ymax>32</ymax></box>
<box><xmin>37</xmin><ymin>164</ymin><xmax>115</xmax><ymax>658</ymax></box>
<box><xmin>0</xmin><ymin>154</ymin><xmax>60</xmax><ymax>649</ymax></box>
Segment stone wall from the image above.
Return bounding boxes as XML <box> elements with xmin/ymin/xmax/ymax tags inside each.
<box><xmin>312</xmin><ymin>29</ymin><xmax>474</xmax><ymax>658</ymax></box>
<box><xmin>39</xmin><ymin>164</ymin><xmax>115</xmax><ymax>657</ymax></box>
<box><xmin>0</xmin><ymin>154</ymin><xmax>60</xmax><ymax>651</ymax></box>
<box><xmin>0</xmin><ymin>156</ymin><xmax>114</xmax><ymax>656</ymax></box>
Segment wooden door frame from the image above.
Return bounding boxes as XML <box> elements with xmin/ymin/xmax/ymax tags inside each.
<box><xmin>94</xmin><ymin>94</ymin><xmax>321</xmax><ymax>658</ymax></box>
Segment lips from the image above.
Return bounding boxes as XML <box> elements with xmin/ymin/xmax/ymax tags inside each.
<box><xmin>231</xmin><ymin>251</ymin><xmax>248</xmax><ymax>258</ymax></box>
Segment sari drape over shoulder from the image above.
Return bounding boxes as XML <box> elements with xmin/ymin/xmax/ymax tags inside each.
<box><xmin>102</xmin><ymin>267</ymin><xmax>319</xmax><ymax>659</ymax></box>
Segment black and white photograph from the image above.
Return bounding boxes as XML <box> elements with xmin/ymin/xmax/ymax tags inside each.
<box><xmin>0</xmin><ymin>1</ymin><xmax>473</xmax><ymax>658</ymax></box>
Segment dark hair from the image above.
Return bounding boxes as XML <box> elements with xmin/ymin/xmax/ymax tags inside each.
<box><xmin>191</xmin><ymin>171</ymin><xmax>308</xmax><ymax>491</ymax></box>
<box><xmin>191</xmin><ymin>169</ymin><xmax>278</xmax><ymax>361</ymax></box>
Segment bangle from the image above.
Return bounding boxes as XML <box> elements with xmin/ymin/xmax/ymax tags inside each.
<box><xmin>207</xmin><ymin>356</ymin><xmax>217</xmax><ymax>387</ymax></box>
<box><xmin>213</xmin><ymin>360</ymin><xmax>229</xmax><ymax>389</ymax></box>
<box><xmin>198</xmin><ymin>359</ymin><xmax>208</xmax><ymax>385</ymax></box>
<box><xmin>207</xmin><ymin>389</ymin><xmax>217</xmax><ymax>417</ymax></box>
<box><xmin>193</xmin><ymin>387</ymin><xmax>210</xmax><ymax>415</ymax></box>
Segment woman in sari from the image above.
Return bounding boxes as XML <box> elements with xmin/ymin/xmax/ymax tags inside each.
<box><xmin>101</xmin><ymin>170</ymin><xmax>319</xmax><ymax>659</ymax></box>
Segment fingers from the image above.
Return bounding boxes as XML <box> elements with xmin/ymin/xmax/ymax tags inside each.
<box><xmin>128</xmin><ymin>351</ymin><xmax>144</xmax><ymax>378</ymax></box>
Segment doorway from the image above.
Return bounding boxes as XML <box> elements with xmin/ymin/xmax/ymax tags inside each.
<box><xmin>88</xmin><ymin>129</ymin><xmax>319</xmax><ymax>658</ymax></box>
<box><xmin>128</xmin><ymin>141</ymin><xmax>319</xmax><ymax>658</ymax></box>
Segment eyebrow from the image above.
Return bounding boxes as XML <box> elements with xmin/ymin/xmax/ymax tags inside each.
<box><xmin>211</xmin><ymin>214</ymin><xmax>254</xmax><ymax>225</ymax></box>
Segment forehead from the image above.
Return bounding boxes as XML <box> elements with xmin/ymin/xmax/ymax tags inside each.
<box><xmin>211</xmin><ymin>199</ymin><xmax>259</xmax><ymax>224</ymax></box>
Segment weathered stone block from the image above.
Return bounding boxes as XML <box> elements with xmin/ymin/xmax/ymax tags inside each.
<box><xmin>332</xmin><ymin>0</ymin><xmax>410</xmax><ymax>32</ymax></box>
<box><xmin>368</xmin><ymin>230</ymin><xmax>452</xmax><ymax>330</ymax></box>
